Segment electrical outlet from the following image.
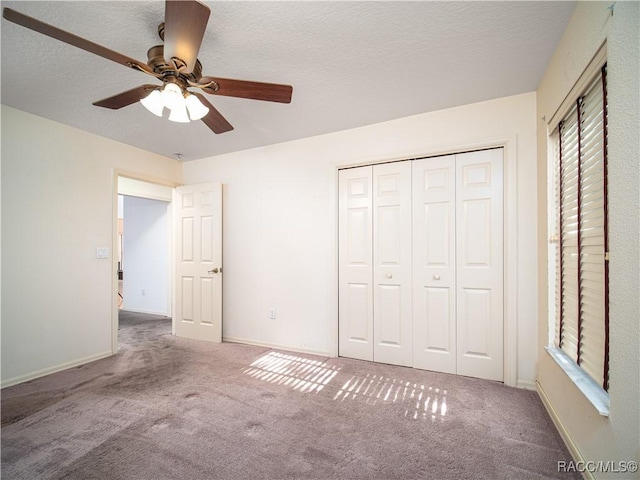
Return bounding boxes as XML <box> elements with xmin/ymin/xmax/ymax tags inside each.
<box><xmin>269</xmin><ymin>308</ymin><xmax>276</xmax><ymax>320</ymax></box>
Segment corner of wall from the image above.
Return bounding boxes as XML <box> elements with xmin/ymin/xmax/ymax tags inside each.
<box><xmin>535</xmin><ymin>0</ymin><xmax>640</xmax><ymax>469</ymax></box>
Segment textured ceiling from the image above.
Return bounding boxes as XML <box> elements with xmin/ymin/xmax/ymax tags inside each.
<box><xmin>1</xmin><ymin>1</ymin><xmax>575</xmax><ymax>161</ymax></box>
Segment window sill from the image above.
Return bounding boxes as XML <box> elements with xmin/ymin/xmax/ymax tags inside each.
<box><xmin>545</xmin><ymin>347</ymin><xmax>610</xmax><ymax>417</ymax></box>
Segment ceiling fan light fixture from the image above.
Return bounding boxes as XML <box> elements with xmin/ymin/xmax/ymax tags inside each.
<box><xmin>185</xmin><ymin>93</ymin><xmax>209</xmax><ymax>121</ymax></box>
<box><xmin>168</xmin><ymin>103</ymin><xmax>190</xmax><ymax>123</ymax></box>
<box><xmin>140</xmin><ymin>89</ymin><xmax>164</xmax><ymax>117</ymax></box>
<box><xmin>161</xmin><ymin>82</ymin><xmax>185</xmax><ymax>111</ymax></box>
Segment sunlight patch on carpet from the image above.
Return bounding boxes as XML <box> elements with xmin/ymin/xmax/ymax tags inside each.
<box><xmin>334</xmin><ymin>375</ymin><xmax>448</xmax><ymax>422</ymax></box>
<box><xmin>243</xmin><ymin>351</ymin><xmax>340</xmax><ymax>393</ymax></box>
<box><xmin>243</xmin><ymin>351</ymin><xmax>447</xmax><ymax>422</ymax></box>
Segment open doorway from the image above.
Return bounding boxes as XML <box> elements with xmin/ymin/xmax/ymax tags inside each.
<box><xmin>114</xmin><ymin>176</ymin><xmax>173</xmax><ymax>353</ymax></box>
<box><xmin>117</xmin><ymin>195</ymin><xmax>124</xmax><ymax>308</ymax></box>
<box><xmin>119</xmin><ymin>195</ymin><xmax>171</xmax><ymax>314</ymax></box>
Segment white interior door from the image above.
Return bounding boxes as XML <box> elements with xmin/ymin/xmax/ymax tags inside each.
<box><xmin>455</xmin><ymin>149</ymin><xmax>503</xmax><ymax>381</ymax></box>
<box><xmin>338</xmin><ymin>149</ymin><xmax>504</xmax><ymax>381</ymax></box>
<box><xmin>412</xmin><ymin>155</ymin><xmax>457</xmax><ymax>374</ymax></box>
<box><xmin>373</xmin><ymin>161</ymin><xmax>413</xmax><ymax>366</ymax></box>
<box><xmin>338</xmin><ymin>166</ymin><xmax>374</xmax><ymax>361</ymax></box>
<box><xmin>174</xmin><ymin>182</ymin><xmax>223</xmax><ymax>342</ymax></box>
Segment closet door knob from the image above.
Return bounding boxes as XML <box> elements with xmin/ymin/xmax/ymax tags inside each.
<box><xmin>433</xmin><ymin>275</ymin><xmax>441</xmax><ymax>280</ymax></box>
<box><xmin>386</xmin><ymin>273</ymin><xmax>393</xmax><ymax>279</ymax></box>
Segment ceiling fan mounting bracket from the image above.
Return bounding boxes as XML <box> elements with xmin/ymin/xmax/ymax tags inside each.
<box><xmin>188</xmin><ymin>79</ymin><xmax>220</xmax><ymax>92</ymax></box>
<box><xmin>128</xmin><ymin>62</ymin><xmax>162</xmax><ymax>79</ymax></box>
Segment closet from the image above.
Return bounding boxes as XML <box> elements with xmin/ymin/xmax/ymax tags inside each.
<box><xmin>338</xmin><ymin>148</ymin><xmax>504</xmax><ymax>381</ymax></box>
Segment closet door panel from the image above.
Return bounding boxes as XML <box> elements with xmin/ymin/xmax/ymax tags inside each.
<box><xmin>345</xmin><ymin>283</ymin><xmax>370</xmax><ymax>342</ymax></box>
<box><xmin>378</xmin><ymin>285</ymin><xmax>402</xmax><ymax>345</ymax></box>
<box><xmin>459</xmin><ymin>287</ymin><xmax>492</xmax><ymax>357</ymax></box>
<box><xmin>412</xmin><ymin>156</ymin><xmax>456</xmax><ymax>374</ymax></box>
<box><xmin>422</xmin><ymin>286</ymin><xmax>452</xmax><ymax>351</ymax></box>
<box><xmin>339</xmin><ymin>167</ymin><xmax>374</xmax><ymax>361</ymax></box>
<box><xmin>456</xmin><ymin>149</ymin><xmax>504</xmax><ymax>381</ymax></box>
<box><xmin>373</xmin><ymin>161</ymin><xmax>413</xmax><ymax>366</ymax></box>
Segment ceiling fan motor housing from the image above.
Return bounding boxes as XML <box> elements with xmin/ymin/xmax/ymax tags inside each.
<box><xmin>147</xmin><ymin>43</ymin><xmax>202</xmax><ymax>84</ymax></box>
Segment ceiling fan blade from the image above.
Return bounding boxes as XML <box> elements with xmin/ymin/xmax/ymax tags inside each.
<box><xmin>163</xmin><ymin>0</ymin><xmax>210</xmax><ymax>74</ymax></box>
<box><xmin>93</xmin><ymin>85</ymin><xmax>158</xmax><ymax>109</ymax></box>
<box><xmin>200</xmin><ymin>77</ymin><xmax>293</xmax><ymax>104</ymax></box>
<box><xmin>194</xmin><ymin>93</ymin><xmax>234</xmax><ymax>134</ymax></box>
<box><xmin>2</xmin><ymin>8</ymin><xmax>154</xmax><ymax>75</ymax></box>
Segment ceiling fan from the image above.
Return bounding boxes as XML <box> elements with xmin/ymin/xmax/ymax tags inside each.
<box><xmin>2</xmin><ymin>1</ymin><xmax>293</xmax><ymax>134</ymax></box>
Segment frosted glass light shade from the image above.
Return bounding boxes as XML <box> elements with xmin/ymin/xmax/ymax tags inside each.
<box><xmin>185</xmin><ymin>94</ymin><xmax>210</xmax><ymax>120</ymax></box>
<box><xmin>168</xmin><ymin>104</ymin><xmax>190</xmax><ymax>123</ymax></box>
<box><xmin>140</xmin><ymin>90</ymin><xmax>164</xmax><ymax>117</ymax></box>
<box><xmin>161</xmin><ymin>83</ymin><xmax>185</xmax><ymax>110</ymax></box>
<box><xmin>141</xmin><ymin>83</ymin><xmax>200</xmax><ymax>123</ymax></box>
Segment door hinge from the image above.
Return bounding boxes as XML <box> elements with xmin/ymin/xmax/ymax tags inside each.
<box><xmin>605</xmin><ymin>251</ymin><xmax>610</xmax><ymax>261</ymax></box>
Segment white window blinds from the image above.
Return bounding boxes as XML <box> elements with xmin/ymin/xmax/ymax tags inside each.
<box><xmin>556</xmin><ymin>65</ymin><xmax>609</xmax><ymax>391</ymax></box>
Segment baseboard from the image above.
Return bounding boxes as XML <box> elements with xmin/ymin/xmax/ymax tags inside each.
<box><xmin>536</xmin><ymin>381</ymin><xmax>591</xmax><ymax>480</ymax></box>
<box><xmin>223</xmin><ymin>336</ymin><xmax>331</xmax><ymax>359</ymax></box>
<box><xmin>517</xmin><ymin>379</ymin><xmax>537</xmax><ymax>390</ymax></box>
<box><xmin>1</xmin><ymin>351</ymin><xmax>113</xmax><ymax>389</ymax></box>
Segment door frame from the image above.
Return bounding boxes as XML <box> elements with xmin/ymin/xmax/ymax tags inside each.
<box><xmin>334</xmin><ymin>135</ymin><xmax>518</xmax><ymax>387</ymax></box>
<box><xmin>111</xmin><ymin>169</ymin><xmax>181</xmax><ymax>354</ymax></box>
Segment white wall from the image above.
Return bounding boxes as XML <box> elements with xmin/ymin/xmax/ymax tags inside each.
<box><xmin>183</xmin><ymin>91</ymin><xmax>539</xmax><ymax>387</ymax></box>
<box><xmin>535</xmin><ymin>1</ymin><xmax>639</xmax><ymax>475</ymax></box>
<box><xmin>122</xmin><ymin>196</ymin><xmax>170</xmax><ymax>316</ymax></box>
<box><xmin>1</xmin><ymin>105</ymin><xmax>182</xmax><ymax>386</ymax></box>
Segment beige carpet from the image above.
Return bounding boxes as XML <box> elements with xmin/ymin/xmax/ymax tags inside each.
<box><xmin>1</xmin><ymin>311</ymin><xmax>578</xmax><ymax>479</ymax></box>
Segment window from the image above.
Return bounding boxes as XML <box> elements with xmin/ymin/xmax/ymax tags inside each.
<box><xmin>553</xmin><ymin>64</ymin><xmax>609</xmax><ymax>392</ymax></box>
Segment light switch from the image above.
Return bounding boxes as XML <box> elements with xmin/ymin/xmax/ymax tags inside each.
<box><xmin>96</xmin><ymin>247</ymin><xmax>109</xmax><ymax>259</ymax></box>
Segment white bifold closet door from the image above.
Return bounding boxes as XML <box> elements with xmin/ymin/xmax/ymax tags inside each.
<box><xmin>338</xmin><ymin>167</ymin><xmax>374</xmax><ymax>361</ymax></box>
<box><xmin>339</xmin><ymin>149</ymin><xmax>503</xmax><ymax>381</ymax></box>
<box><xmin>455</xmin><ymin>150</ymin><xmax>503</xmax><ymax>381</ymax></box>
<box><xmin>372</xmin><ymin>161</ymin><xmax>413</xmax><ymax>366</ymax></box>
<box><xmin>338</xmin><ymin>161</ymin><xmax>413</xmax><ymax>366</ymax></box>
<box><xmin>412</xmin><ymin>155</ymin><xmax>457</xmax><ymax>374</ymax></box>
<box><xmin>413</xmin><ymin>149</ymin><xmax>503</xmax><ymax>381</ymax></box>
